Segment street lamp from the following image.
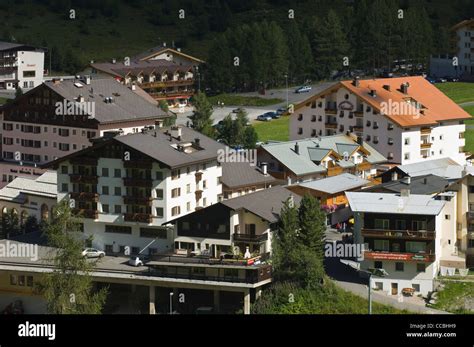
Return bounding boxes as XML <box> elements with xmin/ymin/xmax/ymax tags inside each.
<box><xmin>284</xmin><ymin>74</ymin><xmax>289</xmax><ymax>109</ymax></box>
<box><xmin>169</xmin><ymin>292</ymin><xmax>174</xmax><ymax>315</ymax></box>
<box><xmin>340</xmin><ymin>259</ymin><xmax>388</xmax><ymax>315</ymax></box>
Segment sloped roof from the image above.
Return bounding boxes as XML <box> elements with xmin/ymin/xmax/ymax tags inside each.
<box><xmin>91</xmin><ymin>59</ymin><xmax>193</xmax><ymax>79</ymax></box>
<box><xmin>298</xmin><ymin>173</ymin><xmax>370</xmax><ymax>194</ymax></box>
<box><xmin>221</xmin><ymin>186</ymin><xmax>302</xmax><ymax>223</ymax></box>
<box><xmin>0</xmin><ymin>171</ymin><xmax>57</xmax><ymax>202</ymax></box>
<box><xmin>132</xmin><ymin>45</ymin><xmax>205</xmax><ymax>63</ymax></box>
<box><xmin>261</xmin><ymin>134</ymin><xmax>386</xmax><ymax>176</ymax></box>
<box><xmin>220</xmin><ymin>162</ymin><xmax>277</xmax><ymax>189</ymax></box>
<box><xmin>364</xmin><ymin>174</ymin><xmax>450</xmax><ymax>195</ymax></box>
<box><xmin>43</xmin><ymin>78</ymin><xmax>168</xmax><ymax>124</ymax></box>
<box><xmin>395</xmin><ymin>157</ymin><xmax>463</xmax><ymax>179</ymax></box>
<box><xmin>295</xmin><ymin>76</ymin><xmax>471</xmax><ymax>127</ymax></box>
<box><xmin>346</xmin><ymin>192</ymin><xmax>446</xmax><ymax>215</ymax></box>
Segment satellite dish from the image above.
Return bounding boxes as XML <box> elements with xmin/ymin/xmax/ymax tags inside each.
<box><xmin>343</xmin><ymin>151</ymin><xmax>349</xmax><ymax>161</ymax></box>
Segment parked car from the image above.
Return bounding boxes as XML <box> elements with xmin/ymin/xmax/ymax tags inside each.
<box><xmin>129</xmin><ymin>256</ymin><xmax>144</xmax><ymax>267</ymax></box>
<box><xmin>436</xmin><ymin>77</ymin><xmax>447</xmax><ymax>83</ymax></box>
<box><xmin>426</xmin><ymin>76</ymin><xmax>437</xmax><ymax>84</ymax></box>
<box><xmin>82</xmin><ymin>248</ymin><xmax>105</xmax><ymax>258</ymax></box>
<box><xmin>276</xmin><ymin>107</ymin><xmax>287</xmax><ymax>115</ymax></box>
<box><xmin>295</xmin><ymin>86</ymin><xmax>312</xmax><ymax>93</ymax></box>
<box><xmin>263</xmin><ymin>111</ymin><xmax>280</xmax><ymax>119</ymax></box>
<box><xmin>257</xmin><ymin>114</ymin><xmax>272</xmax><ymax>121</ymax></box>
<box><xmin>444</xmin><ymin>76</ymin><xmax>459</xmax><ymax>82</ymax></box>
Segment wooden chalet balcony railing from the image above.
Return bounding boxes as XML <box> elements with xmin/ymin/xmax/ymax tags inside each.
<box><xmin>325</xmin><ymin>122</ymin><xmax>338</xmax><ymax>129</ymax></box>
<box><xmin>364</xmin><ymin>250</ymin><xmax>435</xmax><ymax>263</ymax></box>
<box><xmin>69</xmin><ymin>174</ymin><xmax>98</xmax><ymax>184</ymax></box>
<box><xmin>69</xmin><ymin>157</ymin><xmax>98</xmax><ymax>166</ymax></box>
<box><xmin>325</xmin><ymin>108</ymin><xmax>337</xmax><ymax>115</ymax></box>
<box><xmin>140</xmin><ymin>79</ymin><xmax>194</xmax><ymax>89</ymax></box>
<box><xmin>361</xmin><ymin>228</ymin><xmax>435</xmax><ymax>240</ymax></box>
<box><xmin>123</xmin><ymin>161</ymin><xmax>153</xmax><ymax>169</ymax></box>
<box><xmin>70</xmin><ymin>192</ymin><xmax>99</xmax><ymax>202</ymax></box>
<box><xmin>123</xmin><ymin>177</ymin><xmax>153</xmax><ymax>188</ymax></box>
<box><xmin>420</xmin><ymin>128</ymin><xmax>432</xmax><ymax>135</ymax></box>
<box><xmin>327</xmin><ymin>166</ymin><xmax>344</xmax><ymax>177</ymax></box>
<box><xmin>123</xmin><ymin>196</ymin><xmax>153</xmax><ymax>205</ymax></box>
<box><xmin>233</xmin><ymin>233</ymin><xmax>268</xmax><ymax>242</ymax></box>
<box><xmin>356</xmin><ymin>162</ymin><xmax>372</xmax><ymax>171</ymax></box>
<box><xmin>72</xmin><ymin>209</ymin><xmax>98</xmax><ymax>219</ymax></box>
<box><xmin>124</xmin><ymin>213</ymin><xmax>153</xmax><ymax>224</ymax></box>
<box><xmin>421</xmin><ymin>142</ymin><xmax>432</xmax><ymax>149</ymax></box>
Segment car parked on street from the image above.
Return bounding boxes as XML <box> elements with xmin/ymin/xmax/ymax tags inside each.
<box><xmin>257</xmin><ymin>114</ymin><xmax>272</xmax><ymax>121</ymax></box>
<box><xmin>295</xmin><ymin>86</ymin><xmax>312</xmax><ymax>93</ymax></box>
<box><xmin>82</xmin><ymin>248</ymin><xmax>105</xmax><ymax>258</ymax></box>
<box><xmin>263</xmin><ymin>111</ymin><xmax>280</xmax><ymax>119</ymax></box>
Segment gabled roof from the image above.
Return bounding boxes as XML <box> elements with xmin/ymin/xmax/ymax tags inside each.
<box><xmin>44</xmin><ymin>127</ymin><xmax>225</xmax><ymax>170</ymax></box>
<box><xmin>220</xmin><ymin>162</ymin><xmax>277</xmax><ymax>189</ymax></box>
<box><xmin>295</xmin><ymin>76</ymin><xmax>471</xmax><ymax>127</ymax></box>
<box><xmin>0</xmin><ymin>171</ymin><xmax>57</xmax><ymax>202</ymax></box>
<box><xmin>297</xmin><ymin>173</ymin><xmax>370</xmax><ymax>194</ymax></box>
<box><xmin>221</xmin><ymin>186</ymin><xmax>302</xmax><ymax>223</ymax></box>
<box><xmin>0</xmin><ymin>41</ymin><xmax>41</xmax><ymax>52</ymax></box>
<box><xmin>261</xmin><ymin>134</ymin><xmax>386</xmax><ymax>176</ymax></box>
<box><xmin>42</xmin><ymin>78</ymin><xmax>168</xmax><ymax>124</ymax></box>
<box><xmin>346</xmin><ymin>191</ymin><xmax>446</xmax><ymax>215</ymax></box>
<box><xmin>132</xmin><ymin>45</ymin><xmax>205</xmax><ymax>63</ymax></box>
<box><xmin>91</xmin><ymin>59</ymin><xmax>192</xmax><ymax>79</ymax></box>
<box><xmin>390</xmin><ymin>157</ymin><xmax>464</xmax><ymax>180</ymax></box>
<box><xmin>451</xmin><ymin>19</ymin><xmax>474</xmax><ymax>31</ymax></box>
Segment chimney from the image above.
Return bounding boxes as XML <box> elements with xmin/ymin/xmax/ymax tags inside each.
<box><xmin>423</xmin><ymin>177</ymin><xmax>428</xmax><ymax>184</ymax></box>
<box><xmin>171</xmin><ymin>125</ymin><xmax>182</xmax><ymax>139</ymax></box>
<box><xmin>369</xmin><ymin>89</ymin><xmax>377</xmax><ymax>97</ymax></box>
<box><xmin>261</xmin><ymin>162</ymin><xmax>268</xmax><ymax>175</ymax></box>
<box><xmin>405</xmin><ymin>176</ymin><xmax>411</xmax><ymax>185</ymax></box>
<box><xmin>195</xmin><ymin>137</ymin><xmax>201</xmax><ymax>147</ymax></box>
<box><xmin>131</xmin><ymin>83</ymin><xmax>136</xmax><ymax>91</ymax></box>
<box><xmin>84</xmin><ymin>76</ymin><xmax>91</xmax><ymax>85</ymax></box>
<box><xmin>155</xmin><ymin>119</ymin><xmax>164</xmax><ymax>128</ymax></box>
<box><xmin>400</xmin><ymin>82</ymin><xmax>410</xmax><ymax>94</ymax></box>
<box><xmin>392</xmin><ymin>171</ymin><xmax>398</xmax><ymax>181</ymax></box>
<box><xmin>177</xmin><ymin>48</ymin><xmax>181</xmax><ymax>52</ymax></box>
<box><xmin>401</xmin><ymin>188</ymin><xmax>410</xmax><ymax>197</ymax></box>
<box><xmin>294</xmin><ymin>142</ymin><xmax>300</xmax><ymax>155</ymax></box>
<box><xmin>163</xmin><ymin>42</ymin><xmax>167</xmax><ymax>47</ymax></box>
<box><xmin>112</xmin><ymin>58</ymin><xmax>116</xmax><ymax>64</ymax></box>
<box><xmin>52</xmin><ymin>78</ymin><xmax>61</xmax><ymax>85</ymax></box>
<box><xmin>383</xmin><ymin>84</ymin><xmax>391</xmax><ymax>91</ymax></box>
<box><xmin>352</xmin><ymin>77</ymin><xmax>360</xmax><ymax>87</ymax></box>
<box><xmin>77</xmin><ymin>94</ymin><xmax>85</xmax><ymax>103</ymax></box>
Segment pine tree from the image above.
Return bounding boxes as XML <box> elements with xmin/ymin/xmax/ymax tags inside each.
<box><xmin>191</xmin><ymin>92</ymin><xmax>214</xmax><ymax>137</ymax></box>
<box><xmin>286</xmin><ymin>21</ymin><xmax>313</xmax><ymax>84</ymax></box>
<box><xmin>242</xmin><ymin>126</ymin><xmax>258</xmax><ymax>149</ymax></box>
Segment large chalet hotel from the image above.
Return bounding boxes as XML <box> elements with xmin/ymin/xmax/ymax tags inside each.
<box><xmin>0</xmin><ymin>76</ymin><xmax>170</xmax><ymax>187</ymax></box>
<box><xmin>89</xmin><ymin>44</ymin><xmax>204</xmax><ymax>106</ymax></box>
<box><xmin>290</xmin><ymin>76</ymin><xmax>471</xmax><ymax>165</ymax></box>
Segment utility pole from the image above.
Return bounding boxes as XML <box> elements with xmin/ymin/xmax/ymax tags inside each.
<box><xmin>284</xmin><ymin>74</ymin><xmax>288</xmax><ymax>109</ymax></box>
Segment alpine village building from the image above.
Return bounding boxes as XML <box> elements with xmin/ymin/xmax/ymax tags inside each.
<box><xmin>290</xmin><ymin>76</ymin><xmax>470</xmax><ymax>166</ymax></box>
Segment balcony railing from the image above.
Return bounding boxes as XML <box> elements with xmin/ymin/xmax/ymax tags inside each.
<box><xmin>325</xmin><ymin>122</ymin><xmax>338</xmax><ymax>129</ymax></box>
<box><xmin>325</xmin><ymin>108</ymin><xmax>337</xmax><ymax>115</ymax></box>
<box><xmin>123</xmin><ymin>177</ymin><xmax>153</xmax><ymax>187</ymax></box>
<box><xmin>73</xmin><ymin>209</ymin><xmax>98</xmax><ymax>219</ymax></box>
<box><xmin>123</xmin><ymin>196</ymin><xmax>153</xmax><ymax>205</ymax></box>
<box><xmin>362</xmin><ymin>228</ymin><xmax>435</xmax><ymax>240</ymax></box>
<box><xmin>70</xmin><ymin>157</ymin><xmax>98</xmax><ymax>166</ymax></box>
<box><xmin>123</xmin><ymin>161</ymin><xmax>153</xmax><ymax>169</ymax></box>
<box><xmin>356</xmin><ymin>162</ymin><xmax>372</xmax><ymax>172</ymax></box>
<box><xmin>69</xmin><ymin>174</ymin><xmax>98</xmax><ymax>184</ymax></box>
<box><xmin>353</xmin><ymin>126</ymin><xmax>364</xmax><ymax>132</ymax></box>
<box><xmin>124</xmin><ymin>213</ymin><xmax>153</xmax><ymax>224</ymax></box>
<box><xmin>70</xmin><ymin>192</ymin><xmax>99</xmax><ymax>202</ymax></box>
<box><xmin>233</xmin><ymin>233</ymin><xmax>269</xmax><ymax>242</ymax></box>
<box><xmin>141</xmin><ymin>79</ymin><xmax>194</xmax><ymax>89</ymax></box>
<box><xmin>420</xmin><ymin>128</ymin><xmax>431</xmax><ymax>135</ymax></box>
<box><xmin>364</xmin><ymin>250</ymin><xmax>435</xmax><ymax>262</ymax></box>
<box><xmin>421</xmin><ymin>142</ymin><xmax>432</xmax><ymax>149</ymax></box>
<box><xmin>327</xmin><ymin>166</ymin><xmax>344</xmax><ymax>177</ymax></box>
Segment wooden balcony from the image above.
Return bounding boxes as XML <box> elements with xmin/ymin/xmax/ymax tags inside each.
<box><xmin>72</xmin><ymin>209</ymin><xmax>98</xmax><ymax>219</ymax></box>
<box><xmin>353</xmin><ymin>126</ymin><xmax>364</xmax><ymax>132</ymax></box>
<box><xmin>327</xmin><ymin>166</ymin><xmax>344</xmax><ymax>177</ymax></box>
<box><xmin>421</xmin><ymin>142</ymin><xmax>432</xmax><ymax>149</ymax></box>
<box><xmin>141</xmin><ymin>79</ymin><xmax>194</xmax><ymax>89</ymax></box>
<box><xmin>70</xmin><ymin>192</ymin><xmax>99</xmax><ymax>202</ymax></box>
<box><xmin>195</xmin><ymin>190</ymin><xmax>203</xmax><ymax>200</ymax></box>
<box><xmin>325</xmin><ymin>122</ymin><xmax>338</xmax><ymax>129</ymax></box>
<box><xmin>123</xmin><ymin>161</ymin><xmax>153</xmax><ymax>169</ymax></box>
<box><xmin>124</xmin><ymin>213</ymin><xmax>153</xmax><ymax>224</ymax></box>
<box><xmin>69</xmin><ymin>174</ymin><xmax>98</xmax><ymax>184</ymax></box>
<box><xmin>195</xmin><ymin>171</ymin><xmax>203</xmax><ymax>183</ymax></box>
<box><xmin>356</xmin><ymin>162</ymin><xmax>372</xmax><ymax>172</ymax></box>
<box><xmin>325</xmin><ymin>108</ymin><xmax>337</xmax><ymax>115</ymax></box>
<box><xmin>364</xmin><ymin>251</ymin><xmax>435</xmax><ymax>263</ymax></box>
<box><xmin>354</xmin><ymin>111</ymin><xmax>364</xmax><ymax>117</ymax></box>
<box><xmin>362</xmin><ymin>228</ymin><xmax>435</xmax><ymax>240</ymax></box>
<box><xmin>70</xmin><ymin>157</ymin><xmax>98</xmax><ymax>166</ymax></box>
<box><xmin>123</xmin><ymin>196</ymin><xmax>153</xmax><ymax>205</ymax></box>
<box><xmin>123</xmin><ymin>177</ymin><xmax>153</xmax><ymax>188</ymax></box>
<box><xmin>420</xmin><ymin>128</ymin><xmax>431</xmax><ymax>135</ymax></box>
<box><xmin>233</xmin><ymin>233</ymin><xmax>268</xmax><ymax>242</ymax></box>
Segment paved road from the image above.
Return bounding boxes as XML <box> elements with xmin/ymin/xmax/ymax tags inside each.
<box><xmin>174</xmin><ymin>82</ymin><xmax>336</xmax><ymax>126</ymax></box>
<box><xmin>459</xmin><ymin>101</ymin><xmax>474</xmax><ymax>108</ymax></box>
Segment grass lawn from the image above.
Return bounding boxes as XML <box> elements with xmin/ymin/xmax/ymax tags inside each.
<box><xmin>253</xmin><ymin>116</ymin><xmax>289</xmax><ymax>142</ymax></box>
<box><xmin>208</xmin><ymin>94</ymin><xmax>283</xmax><ymax>107</ymax></box>
<box><xmin>430</xmin><ymin>281</ymin><xmax>474</xmax><ymax>314</ymax></box>
<box><xmin>0</xmin><ymin>97</ymin><xmax>9</xmax><ymax>105</ymax></box>
<box><xmin>464</xmin><ymin>128</ymin><xmax>474</xmax><ymax>153</ymax></box>
<box><xmin>436</xmin><ymin>82</ymin><xmax>474</xmax><ymax>104</ymax></box>
<box><xmin>463</xmin><ymin>105</ymin><xmax>474</xmax><ymax>124</ymax></box>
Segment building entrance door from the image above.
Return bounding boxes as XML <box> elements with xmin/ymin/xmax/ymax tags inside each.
<box><xmin>391</xmin><ymin>283</ymin><xmax>398</xmax><ymax>295</ymax></box>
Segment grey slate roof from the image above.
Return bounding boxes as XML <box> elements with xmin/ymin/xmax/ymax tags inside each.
<box><xmin>261</xmin><ymin>134</ymin><xmax>387</xmax><ymax>176</ymax></box>
<box><xmin>220</xmin><ymin>162</ymin><xmax>277</xmax><ymax>189</ymax></box>
<box><xmin>44</xmin><ymin>78</ymin><xmax>168</xmax><ymax>124</ymax></box>
<box><xmin>346</xmin><ymin>191</ymin><xmax>446</xmax><ymax>215</ymax></box>
<box><xmin>221</xmin><ymin>186</ymin><xmax>302</xmax><ymax>223</ymax></box>
<box><xmin>395</xmin><ymin>158</ymin><xmax>463</xmax><ymax>180</ymax></box>
<box><xmin>91</xmin><ymin>59</ymin><xmax>193</xmax><ymax>78</ymax></box>
<box><xmin>364</xmin><ymin>174</ymin><xmax>450</xmax><ymax>195</ymax></box>
<box><xmin>114</xmin><ymin>126</ymin><xmax>225</xmax><ymax>168</ymax></box>
<box><xmin>298</xmin><ymin>173</ymin><xmax>370</xmax><ymax>194</ymax></box>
